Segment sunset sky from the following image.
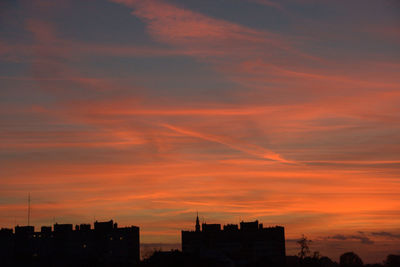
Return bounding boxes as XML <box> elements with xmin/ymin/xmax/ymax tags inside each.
<box><xmin>1</xmin><ymin>0</ymin><xmax>400</xmax><ymax>263</ymax></box>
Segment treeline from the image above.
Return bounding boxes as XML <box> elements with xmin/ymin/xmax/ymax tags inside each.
<box><xmin>138</xmin><ymin>250</ymin><xmax>400</xmax><ymax>267</ymax></box>
<box><xmin>137</xmin><ymin>235</ymin><xmax>400</xmax><ymax>267</ymax></box>
<box><xmin>286</xmin><ymin>234</ymin><xmax>400</xmax><ymax>267</ymax></box>
<box><xmin>286</xmin><ymin>252</ymin><xmax>400</xmax><ymax>267</ymax></box>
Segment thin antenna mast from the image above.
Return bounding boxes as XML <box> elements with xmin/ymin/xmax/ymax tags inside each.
<box><xmin>28</xmin><ymin>193</ymin><xmax>31</xmax><ymax>226</ymax></box>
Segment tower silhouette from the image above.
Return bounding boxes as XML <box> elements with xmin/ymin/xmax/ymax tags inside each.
<box><xmin>195</xmin><ymin>212</ymin><xmax>200</xmax><ymax>232</ymax></box>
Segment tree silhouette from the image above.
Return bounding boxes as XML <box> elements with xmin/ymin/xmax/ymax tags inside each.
<box><xmin>385</xmin><ymin>254</ymin><xmax>400</xmax><ymax>267</ymax></box>
<box><xmin>319</xmin><ymin>256</ymin><xmax>337</xmax><ymax>267</ymax></box>
<box><xmin>312</xmin><ymin>251</ymin><xmax>321</xmax><ymax>260</ymax></box>
<box><xmin>297</xmin><ymin>234</ymin><xmax>312</xmax><ymax>259</ymax></box>
<box><xmin>340</xmin><ymin>252</ymin><xmax>363</xmax><ymax>267</ymax></box>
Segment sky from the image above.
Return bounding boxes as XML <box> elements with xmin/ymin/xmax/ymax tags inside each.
<box><xmin>1</xmin><ymin>0</ymin><xmax>400</xmax><ymax>263</ymax></box>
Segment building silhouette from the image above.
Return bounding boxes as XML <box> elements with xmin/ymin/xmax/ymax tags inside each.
<box><xmin>0</xmin><ymin>220</ymin><xmax>139</xmax><ymax>266</ymax></box>
<box><xmin>182</xmin><ymin>215</ymin><xmax>286</xmax><ymax>266</ymax></box>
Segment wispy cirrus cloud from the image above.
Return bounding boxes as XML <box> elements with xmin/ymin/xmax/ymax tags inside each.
<box><xmin>162</xmin><ymin>123</ymin><xmax>292</xmax><ymax>163</ymax></box>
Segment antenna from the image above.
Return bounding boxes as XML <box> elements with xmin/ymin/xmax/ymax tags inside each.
<box><xmin>28</xmin><ymin>193</ymin><xmax>31</xmax><ymax>226</ymax></box>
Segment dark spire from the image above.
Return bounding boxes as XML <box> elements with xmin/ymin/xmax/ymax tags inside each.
<box><xmin>195</xmin><ymin>212</ymin><xmax>200</xmax><ymax>232</ymax></box>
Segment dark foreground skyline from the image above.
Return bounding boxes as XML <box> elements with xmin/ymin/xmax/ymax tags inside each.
<box><xmin>1</xmin><ymin>216</ymin><xmax>399</xmax><ymax>266</ymax></box>
<box><xmin>0</xmin><ymin>219</ymin><xmax>140</xmax><ymax>266</ymax></box>
<box><xmin>3</xmin><ymin>207</ymin><xmax>399</xmax><ymax>264</ymax></box>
